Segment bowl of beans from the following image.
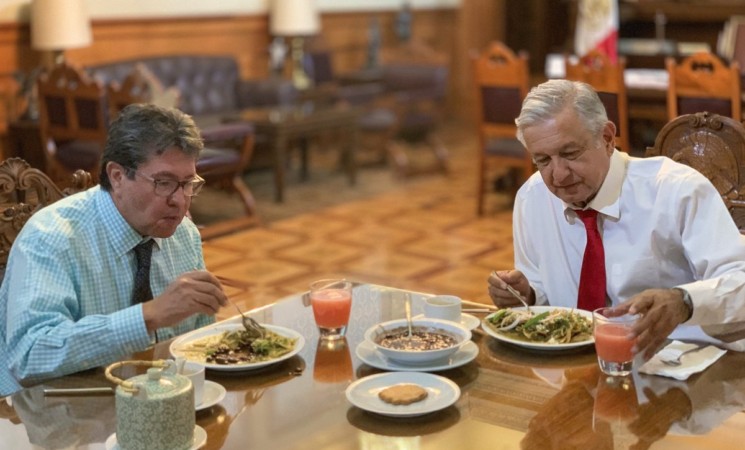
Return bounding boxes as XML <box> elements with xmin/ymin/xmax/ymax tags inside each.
<box><xmin>364</xmin><ymin>318</ymin><xmax>471</xmax><ymax>365</ymax></box>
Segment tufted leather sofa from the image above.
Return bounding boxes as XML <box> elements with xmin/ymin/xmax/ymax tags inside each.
<box><xmin>87</xmin><ymin>55</ymin><xmax>297</xmax><ymax>126</ymax></box>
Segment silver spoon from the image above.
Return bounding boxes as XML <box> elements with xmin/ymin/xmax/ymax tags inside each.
<box><xmin>492</xmin><ymin>270</ymin><xmax>532</xmax><ymax>313</ymax></box>
<box><xmin>404</xmin><ymin>293</ymin><xmax>413</xmax><ymax>340</ymax></box>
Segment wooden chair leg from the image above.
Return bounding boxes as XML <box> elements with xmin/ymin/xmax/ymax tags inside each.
<box><xmin>231</xmin><ymin>176</ymin><xmax>259</xmax><ymax>220</ymax></box>
<box><xmin>477</xmin><ymin>155</ymin><xmax>486</xmax><ymax>216</ymax></box>
<box><xmin>427</xmin><ymin>134</ymin><xmax>448</xmax><ymax>172</ymax></box>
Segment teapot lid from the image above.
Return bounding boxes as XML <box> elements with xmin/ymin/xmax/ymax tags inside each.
<box><xmin>128</xmin><ymin>367</ymin><xmax>191</xmax><ymax>399</ymax></box>
<box><xmin>106</xmin><ymin>360</ymin><xmax>191</xmax><ymax>400</ymax></box>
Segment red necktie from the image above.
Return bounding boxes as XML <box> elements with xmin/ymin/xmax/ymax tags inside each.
<box><xmin>576</xmin><ymin>209</ymin><xmax>606</xmax><ymax>311</ymax></box>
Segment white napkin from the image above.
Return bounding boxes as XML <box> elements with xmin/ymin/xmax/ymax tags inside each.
<box><xmin>639</xmin><ymin>340</ymin><xmax>726</xmax><ymax>380</ymax></box>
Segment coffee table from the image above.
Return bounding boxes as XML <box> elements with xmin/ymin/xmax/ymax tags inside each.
<box><xmin>228</xmin><ymin>103</ymin><xmax>359</xmax><ymax>202</ymax></box>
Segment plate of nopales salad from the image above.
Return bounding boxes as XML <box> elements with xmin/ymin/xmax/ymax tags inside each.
<box><xmin>170</xmin><ymin>322</ymin><xmax>305</xmax><ymax>371</ymax></box>
<box><xmin>481</xmin><ymin>306</ymin><xmax>594</xmax><ymax>351</ymax></box>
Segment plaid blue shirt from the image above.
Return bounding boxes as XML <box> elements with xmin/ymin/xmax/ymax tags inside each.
<box><xmin>0</xmin><ymin>186</ymin><xmax>213</xmax><ymax>396</ymax></box>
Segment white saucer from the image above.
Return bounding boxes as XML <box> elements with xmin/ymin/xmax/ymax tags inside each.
<box><xmin>356</xmin><ymin>339</ymin><xmax>479</xmax><ymax>372</ymax></box>
<box><xmin>413</xmin><ymin>313</ymin><xmax>480</xmax><ymax>331</ymax></box>
<box><xmin>105</xmin><ymin>425</ymin><xmax>206</xmax><ymax>450</ymax></box>
<box><xmin>197</xmin><ymin>380</ymin><xmax>226</xmax><ymax>411</ymax></box>
<box><xmin>459</xmin><ymin>313</ymin><xmax>480</xmax><ymax>331</ymax></box>
<box><xmin>346</xmin><ymin>371</ymin><xmax>460</xmax><ymax>417</ymax></box>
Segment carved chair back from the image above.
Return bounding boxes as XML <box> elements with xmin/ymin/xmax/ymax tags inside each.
<box><xmin>666</xmin><ymin>52</ymin><xmax>742</xmax><ymax>121</ymax></box>
<box><xmin>645</xmin><ymin>112</ymin><xmax>745</xmax><ymax>232</ymax></box>
<box><xmin>37</xmin><ymin>62</ymin><xmax>108</xmax><ymax>184</ymax></box>
<box><xmin>565</xmin><ymin>49</ymin><xmax>630</xmax><ymax>153</ymax></box>
<box><xmin>0</xmin><ymin>158</ymin><xmax>93</xmax><ymax>275</ymax></box>
<box><xmin>470</xmin><ymin>41</ymin><xmax>532</xmax><ymax>214</ymax></box>
<box><xmin>378</xmin><ymin>39</ymin><xmax>450</xmax><ymax>175</ymax></box>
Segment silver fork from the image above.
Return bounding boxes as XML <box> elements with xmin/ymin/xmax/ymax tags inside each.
<box><xmin>229</xmin><ymin>299</ymin><xmax>265</xmax><ymax>339</ymax></box>
<box><xmin>661</xmin><ymin>345</ymin><xmax>703</xmax><ymax>366</ymax></box>
<box><xmin>492</xmin><ymin>270</ymin><xmax>532</xmax><ymax>313</ymax></box>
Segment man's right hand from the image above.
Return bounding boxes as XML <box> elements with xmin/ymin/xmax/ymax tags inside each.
<box><xmin>487</xmin><ymin>269</ymin><xmax>534</xmax><ymax>308</ymax></box>
<box><xmin>142</xmin><ymin>270</ymin><xmax>228</xmax><ymax>331</ymax></box>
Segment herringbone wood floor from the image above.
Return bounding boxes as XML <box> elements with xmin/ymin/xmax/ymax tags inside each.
<box><xmin>202</xmin><ymin>123</ymin><xmax>516</xmax><ymax>319</ymax></box>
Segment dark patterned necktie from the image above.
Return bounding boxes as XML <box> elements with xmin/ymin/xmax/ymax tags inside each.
<box><xmin>132</xmin><ymin>240</ymin><xmax>154</xmax><ymax>304</ymax></box>
<box><xmin>576</xmin><ymin>209</ymin><xmax>606</xmax><ymax>311</ymax></box>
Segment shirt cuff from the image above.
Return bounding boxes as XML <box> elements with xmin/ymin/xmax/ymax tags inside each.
<box><xmin>108</xmin><ymin>305</ymin><xmax>153</xmax><ymax>354</ymax></box>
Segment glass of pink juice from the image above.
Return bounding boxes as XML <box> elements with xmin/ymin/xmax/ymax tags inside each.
<box><xmin>592</xmin><ymin>307</ymin><xmax>639</xmax><ymax>376</ymax></box>
<box><xmin>310</xmin><ymin>279</ymin><xmax>353</xmax><ymax>339</ymax></box>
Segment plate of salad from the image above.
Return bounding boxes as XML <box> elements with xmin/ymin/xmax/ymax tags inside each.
<box><xmin>481</xmin><ymin>306</ymin><xmax>594</xmax><ymax>350</ymax></box>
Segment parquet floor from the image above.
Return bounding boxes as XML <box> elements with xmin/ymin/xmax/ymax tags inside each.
<box><xmin>203</xmin><ymin>123</ymin><xmax>516</xmax><ymax>320</ymax></box>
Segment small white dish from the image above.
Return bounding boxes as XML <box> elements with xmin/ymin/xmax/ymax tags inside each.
<box><xmin>414</xmin><ymin>313</ymin><xmax>480</xmax><ymax>331</ymax></box>
<box><xmin>105</xmin><ymin>425</ymin><xmax>207</xmax><ymax>450</ymax></box>
<box><xmin>459</xmin><ymin>313</ymin><xmax>481</xmax><ymax>331</ymax></box>
<box><xmin>356</xmin><ymin>339</ymin><xmax>479</xmax><ymax>372</ymax></box>
<box><xmin>196</xmin><ymin>380</ymin><xmax>226</xmax><ymax>411</ymax></box>
<box><xmin>346</xmin><ymin>371</ymin><xmax>460</xmax><ymax>418</ymax></box>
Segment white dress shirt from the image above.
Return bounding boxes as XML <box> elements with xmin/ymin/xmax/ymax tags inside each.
<box><xmin>514</xmin><ymin>150</ymin><xmax>745</xmax><ymax>349</ymax></box>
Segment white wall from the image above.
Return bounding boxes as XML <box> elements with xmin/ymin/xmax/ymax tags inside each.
<box><xmin>0</xmin><ymin>0</ymin><xmax>459</xmax><ymax>22</ymax></box>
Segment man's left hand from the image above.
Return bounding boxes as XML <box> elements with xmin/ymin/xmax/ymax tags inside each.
<box><xmin>616</xmin><ymin>288</ymin><xmax>690</xmax><ymax>360</ymax></box>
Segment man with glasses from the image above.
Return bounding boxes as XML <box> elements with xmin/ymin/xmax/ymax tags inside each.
<box><xmin>0</xmin><ymin>104</ymin><xmax>228</xmax><ymax>395</ymax></box>
<box><xmin>487</xmin><ymin>80</ymin><xmax>745</xmax><ymax>358</ymax></box>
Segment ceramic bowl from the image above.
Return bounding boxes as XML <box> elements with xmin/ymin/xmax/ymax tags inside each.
<box><xmin>364</xmin><ymin>318</ymin><xmax>471</xmax><ymax>365</ymax></box>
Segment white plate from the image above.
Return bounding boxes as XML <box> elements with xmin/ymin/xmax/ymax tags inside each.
<box><xmin>346</xmin><ymin>371</ymin><xmax>460</xmax><ymax>418</ymax></box>
<box><xmin>170</xmin><ymin>323</ymin><xmax>305</xmax><ymax>372</ymax></box>
<box><xmin>196</xmin><ymin>380</ymin><xmax>226</xmax><ymax>411</ymax></box>
<box><xmin>481</xmin><ymin>306</ymin><xmax>594</xmax><ymax>351</ymax></box>
<box><xmin>106</xmin><ymin>425</ymin><xmax>206</xmax><ymax>450</ymax></box>
<box><xmin>356</xmin><ymin>339</ymin><xmax>479</xmax><ymax>372</ymax></box>
<box><xmin>413</xmin><ymin>313</ymin><xmax>481</xmax><ymax>331</ymax></box>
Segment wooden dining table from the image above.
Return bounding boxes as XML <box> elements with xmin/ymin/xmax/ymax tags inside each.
<box><xmin>1</xmin><ymin>283</ymin><xmax>744</xmax><ymax>450</ymax></box>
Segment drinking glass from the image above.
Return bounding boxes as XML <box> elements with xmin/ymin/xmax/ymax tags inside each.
<box><xmin>592</xmin><ymin>307</ymin><xmax>639</xmax><ymax>376</ymax></box>
<box><xmin>310</xmin><ymin>279</ymin><xmax>353</xmax><ymax>339</ymax></box>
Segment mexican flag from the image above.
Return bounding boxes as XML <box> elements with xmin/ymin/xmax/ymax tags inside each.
<box><xmin>575</xmin><ymin>0</ymin><xmax>619</xmax><ymax>62</ymax></box>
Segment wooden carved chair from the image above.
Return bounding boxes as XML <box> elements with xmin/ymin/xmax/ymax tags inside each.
<box><xmin>565</xmin><ymin>50</ymin><xmax>630</xmax><ymax>153</ymax></box>
<box><xmin>0</xmin><ymin>158</ymin><xmax>93</xmax><ymax>277</ymax></box>
<box><xmin>379</xmin><ymin>39</ymin><xmax>450</xmax><ymax>175</ymax></box>
<box><xmin>37</xmin><ymin>62</ymin><xmax>108</xmax><ymax>186</ymax></box>
<box><xmin>666</xmin><ymin>52</ymin><xmax>742</xmax><ymax>122</ymax></box>
<box><xmin>302</xmin><ymin>39</ymin><xmax>397</xmax><ymax>166</ymax></box>
<box><xmin>645</xmin><ymin>112</ymin><xmax>745</xmax><ymax>232</ymax></box>
<box><xmin>107</xmin><ymin>66</ymin><xmax>259</xmax><ymax>219</ymax></box>
<box><xmin>470</xmin><ymin>41</ymin><xmax>532</xmax><ymax>215</ymax></box>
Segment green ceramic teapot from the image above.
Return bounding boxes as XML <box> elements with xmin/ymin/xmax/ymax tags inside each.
<box><xmin>105</xmin><ymin>359</ymin><xmax>195</xmax><ymax>450</ymax></box>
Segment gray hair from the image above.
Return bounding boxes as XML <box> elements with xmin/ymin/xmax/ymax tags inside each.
<box><xmin>99</xmin><ymin>104</ymin><xmax>203</xmax><ymax>190</ymax></box>
<box><xmin>515</xmin><ymin>79</ymin><xmax>608</xmax><ymax>146</ymax></box>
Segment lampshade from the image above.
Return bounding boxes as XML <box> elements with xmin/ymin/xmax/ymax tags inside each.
<box><xmin>31</xmin><ymin>0</ymin><xmax>92</xmax><ymax>51</ymax></box>
<box><xmin>270</xmin><ymin>0</ymin><xmax>320</xmax><ymax>36</ymax></box>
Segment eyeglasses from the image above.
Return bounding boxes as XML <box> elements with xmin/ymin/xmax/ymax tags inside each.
<box><xmin>133</xmin><ymin>171</ymin><xmax>205</xmax><ymax>197</ymax></box>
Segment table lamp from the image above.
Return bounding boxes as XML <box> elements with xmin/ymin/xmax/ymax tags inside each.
<box><xmin>31</xmin><ymin>0</ymin><xmax>92</xmax><ymax>68</ymax></box>
<box><xmin>270</xmin><ymin>0</ymin><xmax>320</xmax><ymax>90</ymax></box>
